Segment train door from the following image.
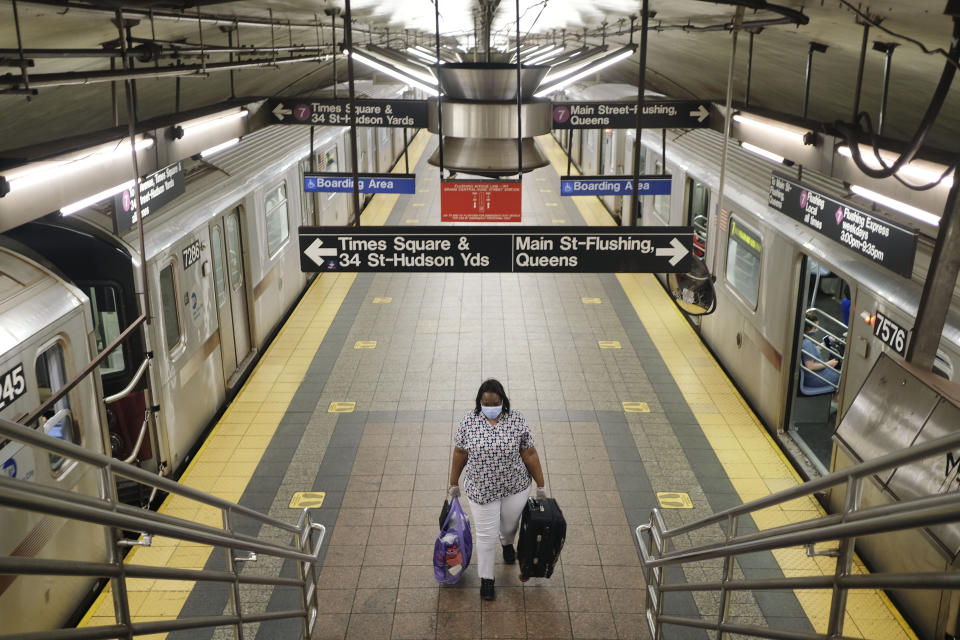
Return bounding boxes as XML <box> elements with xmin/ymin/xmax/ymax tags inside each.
<box><xmin>686</xmin><ymin>177</ymin><xmax>710</xmax><ymax>260</ymax></box>
<box><xmin>601</xmin><ymin>129</ymin><xmax>616</xmax><ymax>214</ymax></box>
<box><xmin>786</xmin><ymin>254</ymin><xmax>851</xmax><ymax>472</ymax></box>
<box><xmin>209</xmin><ymin>208</ymin><xmax>251</xmax><ymax>386</ymax></box>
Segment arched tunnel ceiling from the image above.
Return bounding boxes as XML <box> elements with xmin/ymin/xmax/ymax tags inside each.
<box><xmin>0</xmin><ymin>0</ymin><xmax>957</xmax><ymax>160</ymax></box>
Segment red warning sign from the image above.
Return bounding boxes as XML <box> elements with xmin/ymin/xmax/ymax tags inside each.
<box><xmin>440</xmin><ymin>180</ymin><xmax>522</xmax><ymax>223</ymax></box>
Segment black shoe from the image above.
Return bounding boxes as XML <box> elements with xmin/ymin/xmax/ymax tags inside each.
<box><xmin>502</xmin><ymin>544</ymin><xmax>516</xmax><ymax>565</ymax></box>
<box><xmin>480</xmin><ymin>578</ymin><xmax>495</xmax><ymax>601</ymax></box>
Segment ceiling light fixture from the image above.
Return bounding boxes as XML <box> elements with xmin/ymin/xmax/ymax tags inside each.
<box><xmin>5</xmin><ymin>137</ymin><xmax>154</xmax><ymax>194</ymax></box>
<box><xmin>850</xmin><ymin>184</ymin><xmax>941</xmax><ymax>227</ymax></box>
<box><xmin>741</xmin><ymin>142</ymin><xmax>791</xmax><ymax>165</ymax></box>
<box><xmin>60</xmin><ymin>179</ymin><xmax>135</xmax><ymax>216</ymax></box>
<box><xmin>733</xmin><ymin>113</ymin><xmax>815</xmax><ymax>145</ymax></box>
<box><xmin>199</xmin><ymin>137</ymin><xmax>240</xmax><ymax>158</ymax></box>
<box><xmin>837</xmin><ymin>145</ymin><xmax>954</xmax><ymax>188</ymax></box>
<box><xmin>407</xmin><ymin>46</ymin><xmax>438</xmax><ymax>64</ymax></box>
<box><xmin>527</xmin><ymin>46</ymin><xmax>566</xmax><ymax>66</ymax></box>
<box><xmin>534</xmin><ymin>45</ymin><xmax>636</xmax><ymax>98</ymax></box>
<box><xmin>178</xmin><ymin>108</ymin><xmax>247</xmax><ymax>138</ymax></box>
<box><xmin>539</xmin><ymin>47</ymin><xmax>610</xmax><ymax>84</ymax></box>
<box><xmin>347</xmin><ymin>49</ymin><xmax>439</xmax><ymax>96</ymax></box>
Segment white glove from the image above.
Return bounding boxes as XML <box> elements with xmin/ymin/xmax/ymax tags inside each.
<box><xmin>449</xmin><ymin>485</ymin><xmax>460</xmax><ymax>498</ymax></box>
<box><xmin>536</xmin><ymin>486</ymin><xmax>547</xmax><ymax>499</ymax></box>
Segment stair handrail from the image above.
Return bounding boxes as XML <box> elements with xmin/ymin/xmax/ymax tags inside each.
<box><xmin>0</xmin><ymin>415</ymin><xmax>325</xmax><ymax>640</ymax></box>
<box><xmin>636</xmin><ymin>419</ymin><xmax>960</xmax><ymax>640</ymax></box>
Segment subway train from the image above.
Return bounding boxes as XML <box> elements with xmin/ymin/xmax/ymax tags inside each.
<box><xmin>558</xmin><ymin>83</ymin><xmax>960</xmax><ymax>638</ymax></box>
<box><xmin>0</xmin><ymin>80</ymin><xmax>419</xmax><ymax>632</ymax></box>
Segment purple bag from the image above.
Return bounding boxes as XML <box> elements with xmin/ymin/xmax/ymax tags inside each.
<box><xmin>434</xmin><ymin>496</ymin><xmax>472</xmax><ymax>584</ymax></box>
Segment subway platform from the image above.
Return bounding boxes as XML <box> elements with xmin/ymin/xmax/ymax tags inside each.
<box><xmin>79</xmin><ymin>131</ymin><xmax>913</xmax><ymax>639</ymax></box>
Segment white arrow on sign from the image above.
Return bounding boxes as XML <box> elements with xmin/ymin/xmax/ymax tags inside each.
<box><xmin>273</xmin><ymin>103</ymin><xmax>292</xmax><ymax>121</ymax></box>
<box><xmin>689</xmin><ymin>104</ymin><xmax>709</xmax><ymax>123</ymax></box>
<box><xmin>305</xmin><ymin>238</ymin><xmax>337</xmax><ymax>266</ymax></box>
<box><xmin>656</xmin><ymin>237</ymin><xmax>689</xmax><ymax>266</ymax></box>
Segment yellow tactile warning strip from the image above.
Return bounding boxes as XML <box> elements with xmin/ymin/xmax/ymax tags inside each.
<box><xmin>78</xmin><ymin>130</ymin><xmax>432</xmax><ymax>637</ymax></box>
<box><xmin>540</xmin><ymin>131</ymin><xmax>916</xmax><ymax>639</ymax></box>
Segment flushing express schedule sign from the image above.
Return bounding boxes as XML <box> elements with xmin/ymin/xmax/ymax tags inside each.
<box><xmin>768</xmin><ymin>172</ymin><xmax>918</xmax><ymax>278</ymax></box>
<box><xmin>440</xmin><ymin>180</ymin><xmax>522</xmax><ymax>223</ymax></box>
<box><xmin>112</xmin><ymin>162</ymin><xmax>185</xmax><ymax>234</ymax></box>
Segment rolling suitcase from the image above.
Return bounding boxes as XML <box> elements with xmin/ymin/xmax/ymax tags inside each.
<box><xmin>517</xmin><ymin>497</ymin><xmax>566</xmax><ymax>579</ymax></box>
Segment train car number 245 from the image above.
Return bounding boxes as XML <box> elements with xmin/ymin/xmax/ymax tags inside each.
<box><xmin>0</xmin><ymin>363</ymin><xmax>27</xmax><ymax>411</ymax></box>
<box><xmin>874</xmin><ymin>311</ymin><xmax>908</xmax><ymax>356</ymax></box>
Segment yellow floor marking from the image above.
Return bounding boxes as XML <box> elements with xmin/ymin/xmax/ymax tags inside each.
<box><xmin>418</xmin><ymin>189</ymin><xmax>430</xmax><ymax>193</ymax></box>
<box><xmin>373</xmin><ymin>297</ymin><xmax>392</xmax><ymax>304</ymax></box>
<box><xmin>552</xmin><ymin>219</ymin><xmax>566</xmax><ymax>224</ymax></box>
<box><xmin>622</xmin><ymin>401</ymin><xmax>650</xmax><ymax>413</ymax></box>
<box><xmin>289</xmin><ymin>491</ymin><xmax>326</xmax><ymax>509</ymax></box>
<box><xmin>412</xmin><ymin>202</ymin><xmax>425</xmax><ymax>207</ymax></box>
<box><xmin>582</xmin><ymin>297</ymin><xmax>602</xmax><ymax>304</ymax></box>
<box><xmin>328</xmin><ymin>401</ymin><xmax>356</xmax><ymax>413</ymax></box>
<box><xmin>79</xmin><ymin>130</ymin><xmax>435</xmax><ymax>638</ymax></box>
<box><xmin>354</xmin><ymin>340</ymin><xmax>377</xmax><ymax>349</ymax></box>
<box><xmin>539</xmin><ymin>188</ymin><xmax>553</xmax><ymax>193</ymax></box>
<box><xmin>544</xmin><ymin>202</ymin><xmax>559</xmax><ymax>207</ymax></box>
<box><xmin>539</xmin><ymin>134</ymin><xmax>616</xmax><ymax>227</ymax></box>
<box><xmin>405</xmin><ymin>219</ymin><xmax>419</xmax><ymax>223</ymax></box>
<box><xmin>616</xmin><ymin>272</ymin><xmax>916</xmax><ymax>639</ymax></box>
<box><xmin>598</xmin><ymin>340</ymin><xmax>622</xmax><ymax>349</ymax></box>
<box><xmin>657</xmin><ymin>492</ymin><xmax>693</xmax><ymax>509</ymax></box>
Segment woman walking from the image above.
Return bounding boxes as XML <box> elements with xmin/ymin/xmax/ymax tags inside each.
<box><xmin>448</xmin><ymin>379</ymin><xmax>546</xmax><ymax>600</ymax></box>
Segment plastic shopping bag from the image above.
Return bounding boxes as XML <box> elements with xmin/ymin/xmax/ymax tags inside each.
<box><xmin>434</xmin><ymin>496</ymin><xmax>472</xmax><ymax>584</ymax></box>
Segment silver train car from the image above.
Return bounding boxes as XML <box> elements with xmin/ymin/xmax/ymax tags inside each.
<box><xmin>2</xmin><ymin>80</ymin><xmax>418</xmax><ymax>632</ymax></box>
<box><xmin>0</xmin><ymin>242</ymin><xmax>108</xmax><ymax>634</ymax></box>
<box><xmin>561</xmin><ymin>83</ymin><xmax>960</xmax><ymax>637</ymax></box>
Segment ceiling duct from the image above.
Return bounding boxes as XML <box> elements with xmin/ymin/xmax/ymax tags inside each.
<box><xmin>428</xmin><ymin>63</ymin><xmax>551</xmax><ymax>177</ymax></box>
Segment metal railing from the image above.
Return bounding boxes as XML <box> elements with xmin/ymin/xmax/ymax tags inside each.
<box><xmin>800</xmin><ymin>307</ymin><xmax>847</xmax><ymax>392</ymax></box>
<box><xmin>636</xmin><ymin>422</ymin><xmax>960</xmax><ymax>640</ymax></box>
<box><xmin>0</xmin><ymin>416</ymin><xmax>325</xmax><ymax>640</ymax></box>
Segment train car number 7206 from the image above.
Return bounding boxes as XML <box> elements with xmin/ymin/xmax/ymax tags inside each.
<box><xmin>873</xmin><ymin>311</ymin><xmax>908</xmax><ymax>356</ymax></box>
<box><xmin>0</xmin><ymin>363</ymin><xmax>27</xmax><ymax>411</ymax></box>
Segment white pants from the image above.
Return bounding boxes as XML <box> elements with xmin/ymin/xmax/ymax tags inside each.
<box><xmin>468</xmin><ymin>487</ymin><xmax>530</xmax><ymax>580</ymax></box>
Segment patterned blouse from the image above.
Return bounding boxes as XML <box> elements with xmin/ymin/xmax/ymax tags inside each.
<box><xmin>455</xmin><ymin>409</ymin><xmax>534</xmax><ymax>505</ymax></box>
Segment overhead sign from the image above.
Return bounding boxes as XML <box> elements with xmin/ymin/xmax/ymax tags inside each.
<box><xmin>561</xmin><ymin>175</ymin><xmax>672</xmax><ymax>197</ymax></box>
<box><xmin>269</xmin><ymin>98</ymin><xmax>428</xmax><ymax>127</ymax></box>
<box><xmin>441</xmin><ymin>180</ymin><xmax>522</xmax><ymax>223</ymax></box>
<box><xmin>768</xmin><ymin>172</ymin><xmax>918</xmax><ymax>278</ymax></box>
<box><xmin>551</xmin><ymin>101</ymin><xmax>710</xmax><ymax>130</ymax></box>
<box><xmin>304</xmin><ymin>173</ymin><xmax>415</xmax><ymax>194</ymax></box>
<box><xmin>113</xmin><ymin>162</ymin><xmax>185</xmax><ymax>234</ymax></box>
<box><xmin>299</xmin><ymin>226</ymin><xmax>693</xmax><ymax>273</ymax></box>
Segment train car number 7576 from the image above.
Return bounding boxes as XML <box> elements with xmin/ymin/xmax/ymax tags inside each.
<box><xmin>873</xmin><ymin>311</ymin><xmax>908</xmax><ymax>356</ymax></box>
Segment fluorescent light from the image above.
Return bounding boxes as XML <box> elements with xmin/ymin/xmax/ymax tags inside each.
<box><xmin>179</xmin><ymin>108</ymin><xmax>247</xmax><ymax>137</ymax></box>
<box><xmin>60</xmin><ymin>179</ymin><xmax>135</xmax><ymax>216</ymax></box>
<box><xmin>7</xmin><ymin>138</ymin><xmax>154</xmax><ymax>193</ymax></box>
<box><xmin>540</xmin><ymin>47</ymin><xmax>610</xmax><ymax>84</ymax></box>
<box><xmin>741</xmin><ymin>142</ymin><xmax>785</xmax><ymax>164</ymax></box>
<box><xmin>199</xmin><ymin>137</ymin><xmax>240</xmax><ymax>158</ymax></box>
<box><xmin>733</xmin><ymin>113</ymin><xmax>812</xmax><ymax>145</ymax></box>
<box><xmin>364</xmin><ymin>48</ymin><xmax>438</xmax><ymax>85</ymax></box>
<box><xmin>850</xmin><ymin>184</ymin><xmax>941</xmax><ymax>226</ymax></box>
<box><xmin>528</xmin><ymin>46</ymin><xmax>566</xmax><ymax>66</ymax></box>
<box><xmin>348</xmin><ymin>49</ymin><xmax>439</xmax><ymax>96</ymax></box>
<box><xmin>407</xmin><ymin>47</ymin><xmax>438</xmax><ymax>64</ymax></box>
<box><xmin>838</xmin><ymin>144</ymin><xmax>954</xmax><ymax>188</ymax></box>
<box><xmin>534</xmin><ymin>46</ymin><xmax>635</xmax><ymax>98</ymax></box>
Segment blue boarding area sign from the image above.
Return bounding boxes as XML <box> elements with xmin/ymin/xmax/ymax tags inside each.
<box><xmin>561</xmin><ymin>175</ymin><xmax>672</xmax><ymax>197</ymax></box>
<box><xmin>304</xmin><ymin>172</ymin><xmax>415</xmax><ymax>195</ymax></box>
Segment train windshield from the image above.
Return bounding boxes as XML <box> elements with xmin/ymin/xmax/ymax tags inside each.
<box><xmin>87</xmin><ymin>285</ymin><xmax>126</xmax><ymax>375</ymax></box>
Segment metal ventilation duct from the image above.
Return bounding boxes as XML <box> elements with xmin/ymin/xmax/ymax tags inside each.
<box><xmin>427</xmin><ymin>63</ymin><xmax>551</xmax><ymax>177</ymax></box>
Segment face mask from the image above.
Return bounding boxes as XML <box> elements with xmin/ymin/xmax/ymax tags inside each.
<box><xmin>481</xmin><ymin>405</ymin><xmax>502</xmax><ymax>420</ymax></box>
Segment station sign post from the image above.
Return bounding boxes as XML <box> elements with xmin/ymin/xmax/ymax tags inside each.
<box><xmin>560</xmin><ymin>175</ymin><xmax>672</xmax><ymax>197</ymax></box>
<box><xmin>304</xmin><ymin>173</ymin><xmax>416</xmax><ymax>195</ymax></box>
<box><xmin>299</xmin><ymin>226</ymin><xmax>693</xmax><ymax>273</ymax></box>
<box><xmin>551</xmin><ymin>101</ymin><xmax>710</xmax><ymax>130</ymax></box>
<box><xmin>768</xmin><ymin>172</ymin><xmax>918</xmax><ymax>278</ymax></box>
<box><xmin>440</xmin><ymin>180</ymin><xmax>522</xmax><ymax>223</ymax></box>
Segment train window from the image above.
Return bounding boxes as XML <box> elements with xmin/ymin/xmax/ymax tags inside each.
<box><xmin>725</xmin><ymin>217</ymin><xmax>763</xmax><ymax>309</ymax></box>
<box><xmin>652</xmin><ymin>159</ymin><xmax>671</xmax><ymax>222</ymax></box>
<box><xmin>321</xmin><ymin>147</ymin><xmax>338</xmax><ymax>172</ymax></box>
<box><xmin>686</xmin><ymin>178</ymin><xmax>709</xmax><ymax>260</ymax></box>
<box><xmin>35</xmin><ymin>341</ymin><xmax>79</xmax><ymax>472</ymax></box>
<box><xmin>158</xmin><ymin>263</ymin><xmax>182</xmax><ymax>352</ymax></box>
<box><xmin>87</xmin><ymin>285</ymin><xmax>126</xmax><ymax>375</ymax></box>
<box><xmin>264</xmin><ymin>183</ymin><xmax>290</xmax><ymax>258</ymax></box>
<box><xmin>299</xmin><ymin>159</ymin><xmax>315</xmax><ymax>222</ymax></box>
<box><xmin>210</xmin><ymin>226</ymin><xmax>226</xmax><ymax>303</ymax></box>
<box><xmin>225</xmin><ymin>216</ymin><xmax>243</xmax><ymax>290</ymax></box>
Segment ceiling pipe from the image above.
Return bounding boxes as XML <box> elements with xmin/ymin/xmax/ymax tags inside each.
<box><xmin>0</xmin><ymin>53</ymin><xmax>329</xmax><ymax>90</ymax></box>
